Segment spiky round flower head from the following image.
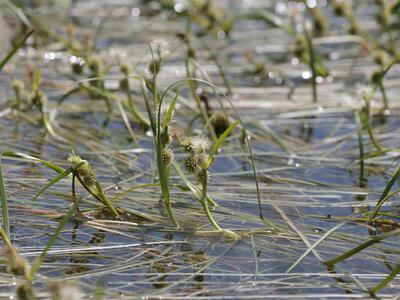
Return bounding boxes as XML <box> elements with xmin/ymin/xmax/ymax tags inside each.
<box><xmin>30</xmin><ymin>91</ymin><xmax>47</xmax><ymax>109</ymax></box>
<box><xmin>3</xmin><ymin>244</ymin><xmax>30</xmax><ymax>278</ymax></box>
<box><xmin>120</xmin><ymin>62</ymin><xmax>132</xmax><ymax>76</ymax></box>
<box><xmin>11</xmin><ymin>80</ymin><xmax>24</xmax><ymax>94</ymax></box>
<box><xmin>348</xmin><ymin>20</ymin><xmax>361</xmax><ymax>35</ymax></box>
<box><xmin>373</xmin><ymin>50</ymin><xmax>387</xmax><ymax>66</ymax></box>
<box><xmin>148</xmin><ymin>59</ymin><xmax>161</xmax><ymax>75</ymax></box>
<box><xmin>193</xmin><ymin>136</ymin><xmax>209</xmax><ymax>153</ymax></box>
<box><xmin>181</xmin><ymin>137</ymin><xmax>195</xmax><ymax>153</ymax></box>
<box><xmin>371</xmin><ymin>69</ymin><xmax>382</xmax><ymax>84</ymax></box>
<box><xmin>332</xmin><ymin>0</ymin><xmax>350</xmax><ymax>17</ymax></box>
<box><xmin>184</xmin><ymin>155</ymin><xmax>198</xmax><ymax>173</ymax></box>
<box><xmin>195</xmin><ymin>152</ymin><xmax>208</xmax><ymax>169</ymax></box>
<box><xmin>88</xmin><ymin>56</ymin><xmax>102</xmax><ymax>74</ymax></box>
<box><xmin>212</xmin><ymin>112</ymin><xmax>230</xmax><ymax>137</ymax></box>
<box><xmin>161</xmin><ymin>147</ymin><xmax>174</xmax><ymax>164</ymax></box>
<box><xmin>16</xmin><ymin>284</ymin><xmax>36</xmax><ymax>300</ymax></box>
<box><xmin>170</xmin><ymin>126</ymin><xmax>183</xmax><ymax>144</ymax></box>
<box><xmin>196</xmin><ymin>168</ymin><xmax>209</xmax><ymax>185</ymax></box>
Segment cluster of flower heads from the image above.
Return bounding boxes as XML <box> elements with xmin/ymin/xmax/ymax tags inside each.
<box><xmin>181</xmin><ymin>136</ymin><xmax>210</xmax><ymax>185</ymax></box>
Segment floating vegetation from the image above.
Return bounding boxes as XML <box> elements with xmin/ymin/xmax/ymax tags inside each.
<box><xmin>1</xmin><ymin>1</ymin><xmax>400</xmax><ymax>299</ymax></box>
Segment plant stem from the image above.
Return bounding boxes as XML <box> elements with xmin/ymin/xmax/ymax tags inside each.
<box><xmin>354</xmin><ymin>111</ymin><xmax>365</xmax><ymax>188</ymax></box>
<box><xmin>304</xmin><ymin>22</ymin><xmax>317</xmax><ymax>103</ymax></box>
<box><xmin>201</xmin><ymin>181</ymin><xmax>221</xmax><ymax>231</ymax></box>
<box><xmin>0</xmin><ymin>159</ymin><xmax>10</xmax><ymax>238</ymax></box>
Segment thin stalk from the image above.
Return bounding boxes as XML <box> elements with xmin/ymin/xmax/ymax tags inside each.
<box><xmin>354</xmin><ymin>111</ymin><xmax>365</xmax><ymax>187</ymax></box>
<box><xmin>369</xmin><ymin>165</ymin><xmax>400</xmax><ymax>222</ymax></box>
<box><xmin>124</xmin><ymin>76</ymin><xmax>150</xmax><ymax>127</ymax></box>
<box><xmin>30</xmin><ymin>206</ymin><xmax>75</xmax><ymax>277</ymax></box>
<box><xmin>378</xmin><ymin>81</ymin><xmax>389</xmax><ymax>111</ymax></box>
<box><xmin>304</xmin><ymin>22</ymin><xmax>317</xmax><ymax>103</ymax></box>
<box><xmin>0</xmin><ymin>29</ymin><xmax>34</xmax><ymax>71</ymax></box>
<box><xmin>201</xmin><ymin>181</ymin><xmax>221</xmax><ymax>231</ymax></box>
<box><xmin>0</xmin><ymin>159</ymin><xmax>10</xmax><ymax>238</ymax></box>
<box><xmin>370</xmin><ymin>263</ymin><xmax>400</xmax><ymax>296</ymax></box>
<box><xmin>325</xmin><ymin>228</ymin><xmax>400</xmax><ymax>267</ymax></box>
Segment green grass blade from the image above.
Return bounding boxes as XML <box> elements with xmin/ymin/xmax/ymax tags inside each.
<box><xmin>354</xmin><ymin>111</ymin><xmax>365</xmax><ymax>187</ymax></box>
<box><xmin>165</xmin><ymin>93</ymin><xmax>178</xmax><ymax>128</ymax></box>
<box><xmin>0</xmin><ymin>159</ymin><xmax>10</xmax><ymax>238</ymax></box>
<box><xmin>1</xmin><ymin>151</ymin><xmax>65</xmax><ymax>173</ymax></box>
<box><xmin>32</xmin><ymin>169</ymin><xmax>71</xmax><ymax>201</ymax></box>
<box><xmin>30</xmin><ymin>206</ymin><xmax>74</xmax><ymax>277</ymax></box>
<box><xmin>370</xmin><ymin>263</ymin><xmax>400</xmax><ymax>296</ymax></box>
<box><xmin>0</xmin><ymin>29</ymin><xmax>34</xmax><ymax>72</ymax></box>
<box><xmin>207</xmin><ymin>120</ymin><xmax>239</xmax><ymax>168</ymax></box>
<box><xmin>325</xmin><ymin>228</ymin><xmax>400</xmax><ymax>267</ymax></box>
<box><xmin>369</xmin><ymin>165</ymin><xmax>400</xmax><ymax>222</ymax></box>
<box><xmin>304</xmin><ymin>21</ymin><xmax>317</xmax><ymax>103</ymax></box>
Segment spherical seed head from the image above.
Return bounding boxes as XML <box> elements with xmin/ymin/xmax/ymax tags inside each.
<box><xmin>371</xmin><ymin>70</ymin><xmax>382</xmax><ymax>84</ymax></box>
<box><xmin>348</xmin><ymin>20</ymin><xmax>360</xmax><ymax>35</ymax></box>
<box><xmin>195</xmin><ymin>152</ymin><xmax>208</xmax><ymax>169</ymax></box>
<box><xmin>373</xmin><ymin>50</ymin><xmax>387</xmax><ymax>66</ymax></box>
<box><xmin>30</xmin><ymin>91</ymin><xmax>47</xmax><ymax>108</ymax></box>
<box><xmin>120</xmin><ymin>63</ymin><xmax>131</xmax><ymax>75</ymax></box>
<box><xmin>184</xmin><ymin>155</ymin><xmax>198</xmax><ymax>173</ymax></box>
<box><xmin>16</xmin><ymin>284</ymin><xmax>36</xmax><ymax>300</ymax></box>
<box><xmin>212</xmin><ymin>112</ymin><xmax>230</xmax><ymax>137</ymax></box>
<box><xmin>170</xmin><ymin>126</ymin><xmax>183</xmax><ymax>144</ymax></box>
<box><xmin>332</xmin><ymin>0</ymin><xmax>349</xmax><ymax>16</ymax></box>
<box><xmin>196</xmin><ymin>168</ymin><xmax>209</xmax><ymax>184</ymax></box>
<box><xmin>11</xmin><ymin>80</ymin><xmax>24</xmax><ymax>94</ymax></box>
<box><xmin>161</xmin><ymin>148</ymin><xmax>174</xmax><ymax>164</ymax></box>
<box><xmin>193</xmin><ymin>136</ymin><xmax>209</xmax><ymax>153</ymax></box>
<box><xmin>88</xmin><ymin>56</ymin><xmax>102</xmax><ymax>74</ymax></box>
<box><xmin>3</xmin><ymin>245</ymin><xmax>30</xmax><ymax>278</ymax></box>
<box><xmin>181</xmin><ymin>137</ymin><xmax>195</xmax><ymax>153</ymax></box>
<box><xmin>148</xmin><ymin>59</ymin><xmax>161</xmax><ymax>75</ymax></box>
<box><xmin>71</xmin><ymin>62</ymin><xmax>84</xmax><ymax>75</ymax></box>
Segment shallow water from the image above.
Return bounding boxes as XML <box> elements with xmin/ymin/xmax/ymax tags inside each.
<box><xmin>1</xmin><ymin>0</ymin><xmax>400</xmax><ymax>299</ymax></box>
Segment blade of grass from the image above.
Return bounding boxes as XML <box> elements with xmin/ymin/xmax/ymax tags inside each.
<box><xmin>32</xmin><ymin>169</ymin><xmax>72</xmax><ymax>201</ymax></box>
<box><xmin>30</xmin><ymin>206</ymin><xmax>75</xmax><ymax>277</ymax></box>
<box><xmin>0</xmin><ymin>159</ymin><xmax>10</xmax><ymax>238</ymax></box>
<box><xmin>304</xmin><ymin>21</ymin><xmax>317</xmax><ymax>103</ymax></box>
<box><xmin>354</xmin><ymin>111</ymin><xmax>365</xmax><ymax>187</ymax></box>
<box><xmin>0</xmin><ymin>29</ymin><xmax>34</xmax><ymax>71</ymax></box>
<box><xmin>325</xmin><ymin>228</ymin><xmax>400</xmax><ymax>267</ymax></box>
<box><xmin>369</xmin><ymin>165</ymin><xmax>400</xmax><ymax>222</ymax></box>
<box><xmin>370</xmin><ymin>263</ymin><xmax>400</xmax><ymax>296</ymax></box>
<box><xmin>1</xmin><ymin>151</ymin><xmax>64</xmax><ymax>173</ymax></box>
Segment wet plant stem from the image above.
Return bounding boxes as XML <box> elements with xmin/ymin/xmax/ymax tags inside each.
<box><xmin>304</xmin><ymin>22</ymin><xmax>317</xmax><ymax>103</ymax></box>
<box><xmin>0</xmin><ymin>159</ymin><xmax>10</xmax><ymax>238</ymax></box>
<box><xmin>185</xmin><ymin>60</ymin><xmax>217</xmax><ymax>141</ymax></box>
<box><xmin>201</xmin><ymin>181</ymin><xmax>221</xmax><ymax>231</ymax></box>
<box><xmin>354</xmin><ymin>111</ymin><xmax>365</xmax><ymax>187</ymax></box>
